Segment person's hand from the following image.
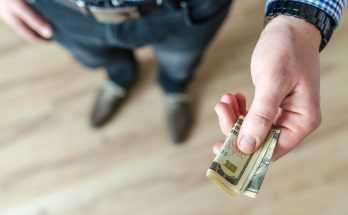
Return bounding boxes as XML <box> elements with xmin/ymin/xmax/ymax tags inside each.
<box><xmin>214</xmin><ymin>15</ymin><xmax>322</xmax><ymax>161</ymax></box>
<box><xmin>0</xmin><ymin>0</ymin><xmax>52</xmax><ymax>42</ymax></box>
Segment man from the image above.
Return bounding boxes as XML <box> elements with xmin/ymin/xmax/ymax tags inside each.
<box><xmin>0</xmin><ymin>0</ymin><xmax>345</xmax><ymax>159</ymax></box>
<box><xmin>0</xmin><ymin>0</ymin><xmax>232</xmax><ymax>143</ymax></box>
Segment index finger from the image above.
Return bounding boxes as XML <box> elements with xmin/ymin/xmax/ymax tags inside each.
<box><xmin>13</xmin><ymin>1</ymin><xmax>52</xmax><ymax>39</ymax></box>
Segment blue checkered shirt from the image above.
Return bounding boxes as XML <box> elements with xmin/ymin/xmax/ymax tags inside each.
<box><xmin>266</xmin><ymin>0</ymin><xmax>347</xmax><ymax>25</ymax></box>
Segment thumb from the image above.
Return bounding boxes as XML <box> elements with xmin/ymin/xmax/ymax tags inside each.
<box><xmin>237</xmin><ymin>88</ymin><xmax>283</xmax><ymax>154</ymax></box>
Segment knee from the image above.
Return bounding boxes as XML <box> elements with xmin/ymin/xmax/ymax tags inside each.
<box><xmin>157</xmin><ymin>49</ymin><xmax>203</xmax><ymax>71</ymax></box>
<box><xmin>157</xmin><ymin>50</ymin><xmax>204</xmax><ymax>81</ymax></box>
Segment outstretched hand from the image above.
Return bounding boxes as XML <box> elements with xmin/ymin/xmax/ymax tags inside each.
<box><xmin>214</xmin><ymin>16</ymin><xmax>322</xmax><ymax>161</ymax></box>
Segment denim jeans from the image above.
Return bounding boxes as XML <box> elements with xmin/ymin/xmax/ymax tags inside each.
<box><xmin>29</xmin><ymin>0</ymin><xmax>232</xmax><ymax>93</ymax></box>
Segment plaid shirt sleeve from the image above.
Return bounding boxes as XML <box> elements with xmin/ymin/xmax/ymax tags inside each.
<box><xmin>265</xmin><ymin>0</ymin><xmax>347</xmax><ymax>26</ymax></box>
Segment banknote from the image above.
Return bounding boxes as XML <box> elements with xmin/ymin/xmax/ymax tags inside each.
<box><xmin>206</xmin><ymin>116</ymin><xmax>280</xmax><ymax>198</ymax></box>
<box><xmin>243</xmin><ymin>130</ymin><xmax>280</xmax><ymax>197</ymax></box>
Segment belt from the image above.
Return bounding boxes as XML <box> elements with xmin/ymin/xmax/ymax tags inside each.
<box><xmin>53</xmin><ymin>0</ymin><xmax>165</xmax><ymax>24</ymax></box>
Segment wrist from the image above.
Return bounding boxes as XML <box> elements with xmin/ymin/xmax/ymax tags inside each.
<box><xmin>263</xmin><ymin>15</ymin><xmax>321</xmax><ymax>51</ymax></box>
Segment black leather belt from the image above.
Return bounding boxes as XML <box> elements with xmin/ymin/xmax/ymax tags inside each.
<box><xmin>53</xmin><ymin>0</ymin><xmax>164</xmax><ymax>23</ymax></box>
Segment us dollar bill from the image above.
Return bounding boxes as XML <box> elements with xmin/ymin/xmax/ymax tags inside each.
<box><xmin>206</xmin><ymin>116</ymin><xmax>280</xmax><ymax>198</ymax></box>
<box><xmin>242</xmin><ymin>130</ymin><xmax>280</xmax><ymax>197</ymax></box>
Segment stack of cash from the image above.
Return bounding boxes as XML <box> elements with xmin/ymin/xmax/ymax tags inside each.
<box><xmin>206</xmin><ymin>116</ymin><xmax>280</xmax><ymax>198</ymax></box>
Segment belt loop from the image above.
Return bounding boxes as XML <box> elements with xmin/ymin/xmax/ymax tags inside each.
<box><xmin>111</xmin><ymin>0</ymin><xmax>125</xmax><ymax>6</ymax></box>
<box><xmin>76</xmin><ymin>0</ymin><xmax>92</xmax><ymax>15</ymax></box>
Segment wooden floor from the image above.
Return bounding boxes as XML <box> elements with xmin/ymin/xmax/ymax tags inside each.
<box><xmin>1</xmin><ymin>1</ymin><xmax>348</xmax><ymax>215</ymax></box>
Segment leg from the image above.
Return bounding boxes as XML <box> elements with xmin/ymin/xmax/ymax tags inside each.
<box><xmin>29</xmin><ymin>0</ymin><xmax>138</xmax><ymax>88</ymax></box>
<box><xmin>29</xmin><ymin>0</ymin><xmax>138</xmax><ymax>127</ymax></box>
<box><xmin>153</xmin><ymin>0</ymin><xmax>232</xmax><ymax>93</ymax></box>
<box><xmin>154</xmin><ymin>47</ymin><xmax>203</xmax><ymax>93</ymax></box>
<box><xmin>104</xmin><ymin>48</ymin><xmax>137</xmax><ymax>89</ymax></box>
<box><xmin>150</xmin><ymin>0</ymin><xmax>232</xmax><ymax>143</ymax></box>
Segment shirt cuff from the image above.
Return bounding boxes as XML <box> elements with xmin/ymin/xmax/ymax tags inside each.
<box><xmin>265</xmin><ymin>0</ymin><xmax>346</xmax><ymax>26</ymax></box>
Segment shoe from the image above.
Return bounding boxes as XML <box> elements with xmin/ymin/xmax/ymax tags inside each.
<box><xmin>90</xmin><ymin>80</ymin><xmax>127</xmax><ymax>128</ymax></box>
<box><xmin>164</xmin><ymin>93</ymin><xmax>193</xmax><ymax>143</ymax></box>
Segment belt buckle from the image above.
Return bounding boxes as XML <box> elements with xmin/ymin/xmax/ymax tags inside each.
<box><xmin>89</xmin><ymin>6</ymin><xmax>140</xmax><ymax>24</ymax></box>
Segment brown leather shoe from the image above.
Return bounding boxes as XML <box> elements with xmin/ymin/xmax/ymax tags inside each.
<box><xmin>165</xmin><ymin>93</ymin><xmax>193</xmax><ymax>143</ymax></box>
<box><xmin>90</xmin><ymin>80</ymin><xmax>127</xmax><ymax>128</ymax></box>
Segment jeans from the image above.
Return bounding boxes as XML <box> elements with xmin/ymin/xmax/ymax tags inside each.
<box><xmin>30</xmin><ymin>0</ymin><xmax>232</xmax><ymax>93</ymax></box>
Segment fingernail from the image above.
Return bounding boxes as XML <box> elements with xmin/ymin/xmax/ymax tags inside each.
<box><xmin>239</xmin><ymin>135</ymin><xmax>256</xmax><ymax>153</ymax></box>
<box><xmin>40</xmin><ymin>28</ymin><xmax>52</xmax><ymax>38</ymax></box>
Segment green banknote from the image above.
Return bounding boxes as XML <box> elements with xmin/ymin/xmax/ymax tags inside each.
<box><xmin>206</xmin><ymin>116</ymin><xmax>280</xmax><ymax>198</ymax></box>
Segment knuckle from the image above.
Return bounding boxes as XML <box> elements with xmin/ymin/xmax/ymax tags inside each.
<box><xmin>248</xmin><ymin>102</ymin><xmax>276</xmax><ymax>127</ymax></box>
<box><xmin>221</xmin><ymin>93</ymin><xmax>232</xmax><ymax>101</ymax></box>
<box><xmin>214</xmin><ymin>102</ymin><xmax>223</xmax><ymax>110</ymax></box>
<box><xmin>235</xmin><ymin>92</ymin><xmax>245</xmax><ymax>99</ymax></box>
<box><xmin>305</xmin><ymin>109</ymin><xmax>322</xmax><ymax>131</ymax></box>
<box><xmin>255</xmin><ymin>112</ymin><xmax>273</xmax><ymax>125</ymax></box>
<box><xmin>214</xmin><ymin>102</ymin><xmax>227</xmax><ymax>115</ymax></box>
<box><xmin>249</xmin><ymin>111</ymin><xmax>273</xmax><ymax>128</ymax></box>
